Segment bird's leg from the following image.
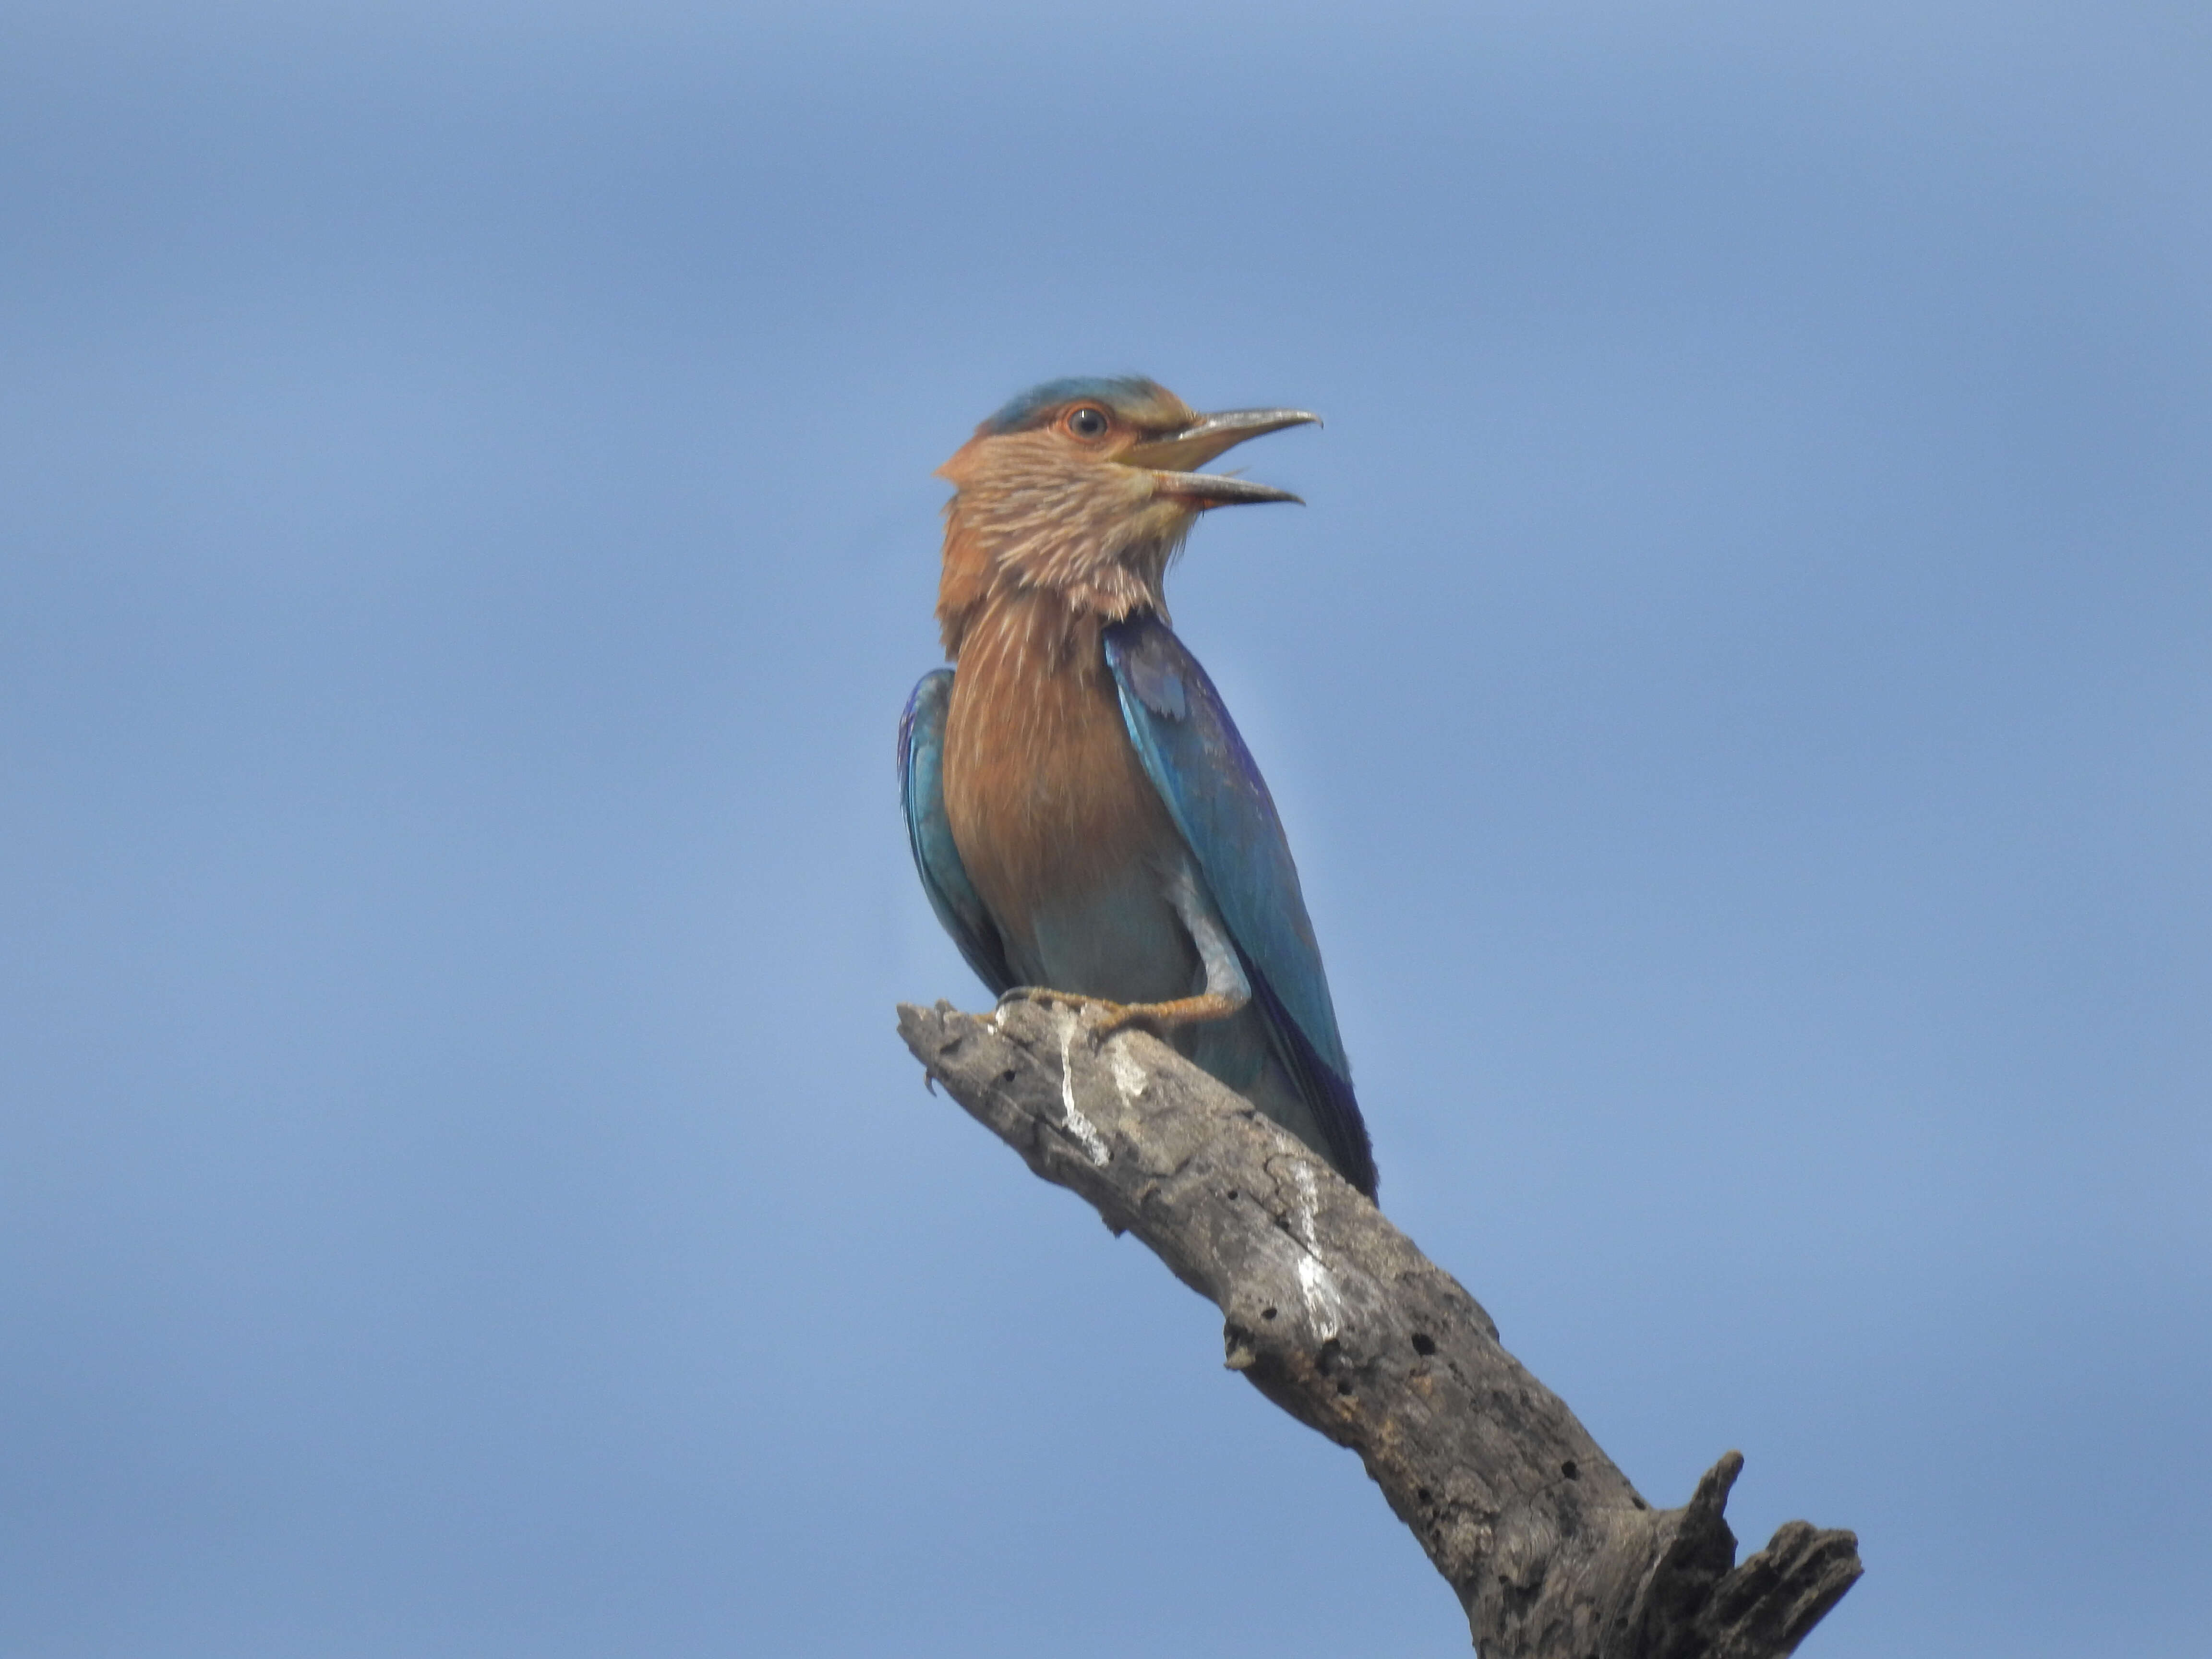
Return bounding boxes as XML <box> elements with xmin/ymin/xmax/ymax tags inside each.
<box><xmin>995</xmin><ymin>865</ymin><xmax>1250</xmax><ymax>1037</ymax></box>
<box><xmin>1087</xmin><ymin>863</ymin><xmax>1252</xmax><ymax>1039</ymax></box>
<box><xmin>1088</xmin><ymin>989</ymin><xmax>1248</xmax><ymax>1037</ymax></box>
<box><xmin>994</xmin><ymin>984</ymin><xmax>1246</xmax><ymax>1034</ymax></box>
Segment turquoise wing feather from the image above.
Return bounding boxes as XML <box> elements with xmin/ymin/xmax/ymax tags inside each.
<box><xmin>899</xmin><ymin>669</ymin><xmax>1014</xmax><ymax>996</ymax></box>
<box><xmin>1103</xmin><ymin>616</ymin><xmax>1375</xmax><ymax>1193</ymax></box>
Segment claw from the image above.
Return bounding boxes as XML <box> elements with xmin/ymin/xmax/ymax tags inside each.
<box><xmin>997</xmin><ymin>986</ymin><xmax>1129</xmax><ymax>1020</ymax></box>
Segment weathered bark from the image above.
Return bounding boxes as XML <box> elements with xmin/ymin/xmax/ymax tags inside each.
<box><xmin>898</xmin><ymin>998</ymin><xmax>1861</xmax><ymax>1659</ymax></box>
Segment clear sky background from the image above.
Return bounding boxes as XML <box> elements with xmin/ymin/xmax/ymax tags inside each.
<box><xmin>3</xmin><ymin>3</ymin><xmax>2206</xmax><ymax>1655</ymax></box>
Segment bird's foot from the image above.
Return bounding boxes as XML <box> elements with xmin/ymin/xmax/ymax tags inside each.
<box><xmin>994</xmin><ymin>987</ymin><xmax>1135</xmax><ymax>1036</ymax></box>
<box><xmin>998</xmin><ymin>986</ymin><xmax>1101</xmax><ymax>1014</ymax></box>
<box><xmin>996</xmin><ymin>987</ymin><xmax>1245</xmax><ymax>1040</ymax></box>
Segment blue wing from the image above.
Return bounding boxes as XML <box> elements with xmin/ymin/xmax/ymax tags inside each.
<box><xmin>900</xmin><ymin>669</ymin><xmax>1015</xmax><ymax>997</ymax></box>
<box><xmin>1104</xmin><ymin>616</ymin><xmax>1376</xmax><ymax>1196</ymax></box>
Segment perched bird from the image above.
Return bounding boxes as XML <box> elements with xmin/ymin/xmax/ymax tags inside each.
<box><xmin>899</xmin><ymin>377</ymin><xmax>1377</xmax><ymax>1198</ymax></box>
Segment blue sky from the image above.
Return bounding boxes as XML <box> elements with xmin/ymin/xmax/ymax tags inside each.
<box><xmin>3</xmin><ymin>3</ymin><xmax>2206</xmax><ymax>1654</ymax></box>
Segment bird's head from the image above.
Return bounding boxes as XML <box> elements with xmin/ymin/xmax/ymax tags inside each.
<box><xmin>934</xmin><ymin>376</ymin><xmax>1318</xmax><ymax>652</ymax></box>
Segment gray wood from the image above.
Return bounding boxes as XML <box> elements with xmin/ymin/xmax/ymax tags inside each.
<box><xmin>898</xmin><ymin>998</ymin><xmax>1861</xmax><ymax>1658</ymax></box>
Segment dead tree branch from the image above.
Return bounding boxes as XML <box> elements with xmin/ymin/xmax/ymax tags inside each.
<box><xmin>898</xmin><ymin>998</ymin><xmax>1861</xmax><ymax>1659</ymax></box>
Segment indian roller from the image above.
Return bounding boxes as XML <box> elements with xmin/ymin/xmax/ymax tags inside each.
<box><xmin>899</xmin><ymin>377</ymin><xmax>1377</xmax><ymax>1198</ymax></box>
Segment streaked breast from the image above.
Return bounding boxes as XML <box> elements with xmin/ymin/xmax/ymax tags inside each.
<box><xmin>941</xmin><ymin>593</ymin><xmax>1186</xmax><ymax>986</ymax></box>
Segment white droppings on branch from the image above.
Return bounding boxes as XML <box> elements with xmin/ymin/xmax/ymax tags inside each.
<box><xmin>1290</xmin><ymin>1164</ymin><xmax>1322</xmax><ymax>1250</ymax></box>
<box><xmin>1055</xmin><ymin>1010</ymin><xmax>1111</xmax><ymax>1167</ymax></box>
<box><xmin>1286</xmin><ymin>1160</ymin><xmax>1346</xmax><ymax>1338</ymax></box>
<box><xmin>1297</xmin><ymin>1254</ymin><xmax>1346</xmax><ymax>1341</ymax></box>
<box><xmin>1108</xmin><ymin>1044</ymin><xmax>1148</xmax><ymax>1102</ymax></box>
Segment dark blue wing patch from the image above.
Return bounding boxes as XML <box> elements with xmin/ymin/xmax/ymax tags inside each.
<box><xmin>900</xmin><ymin>669</ymin><xmax>1014</xmax><ymax>997</ymax></box>
<box><xmin>1103</xmin><ymin>616</ymin><xmax>1376</xmax><ymax>1195</ymax></box>
<box><xmin>1250</xmin><ymin>968</ymin><xmax>1376</xmax><ymax>1200</ymax></box>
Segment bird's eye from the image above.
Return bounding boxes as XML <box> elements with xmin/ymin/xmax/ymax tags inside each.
<box><xmin>1066</xmin><ymin>406</ymin><xmax>1110</xmax><ymax>439</ymax></box>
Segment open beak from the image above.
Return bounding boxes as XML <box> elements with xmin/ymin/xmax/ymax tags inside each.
<box><xmin>1122</xmin><ymin>406</ymin><xmax>1320</xmax><ymax>509</ymax></box>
